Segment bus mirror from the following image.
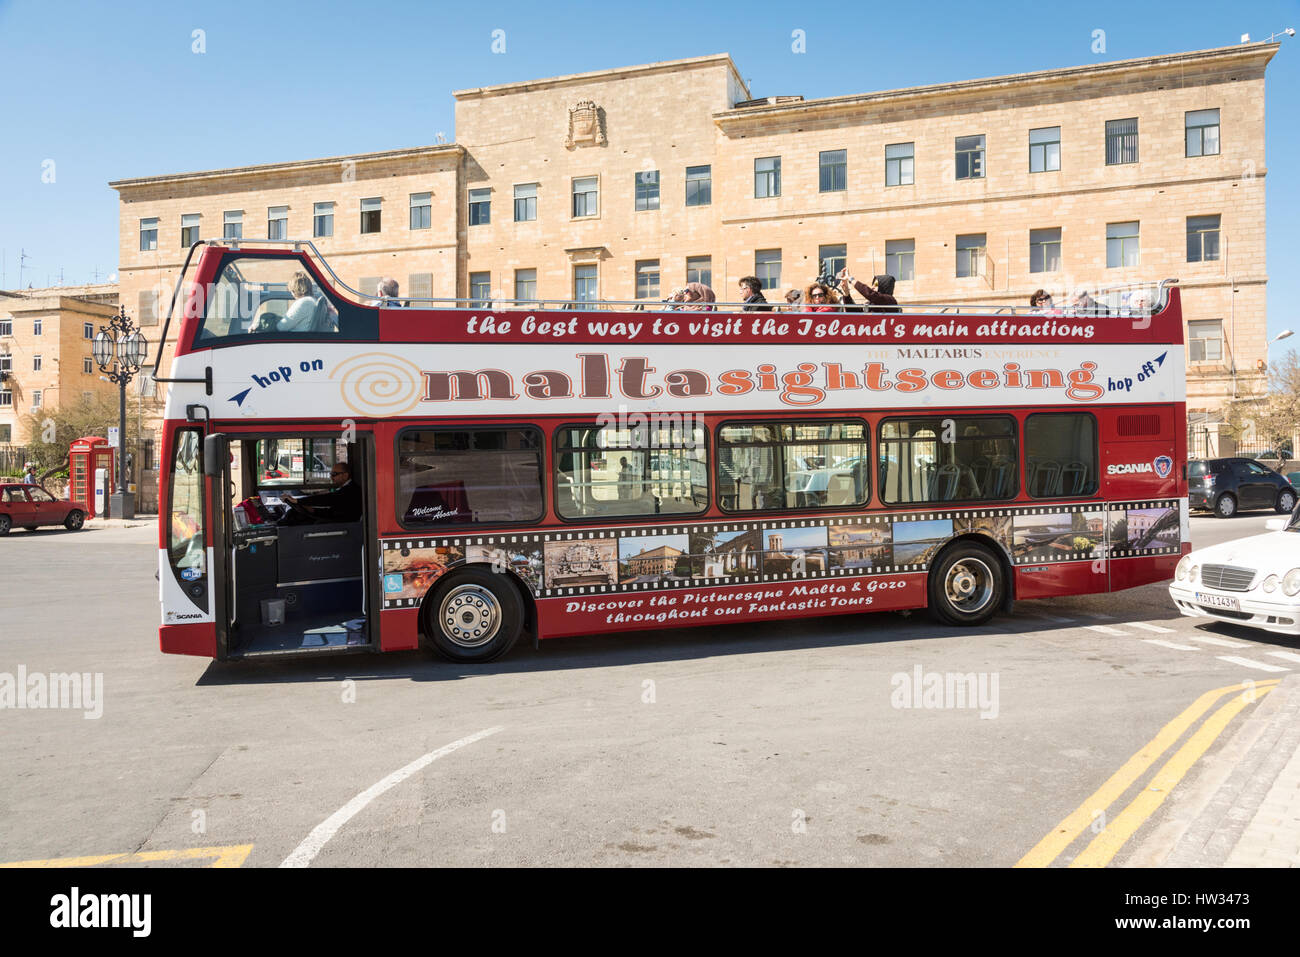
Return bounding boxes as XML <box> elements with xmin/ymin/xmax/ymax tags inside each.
<box><xmin>203</xmin><ymin>434</ymin><xmax>227</xmax><ymax>477</ymax></box>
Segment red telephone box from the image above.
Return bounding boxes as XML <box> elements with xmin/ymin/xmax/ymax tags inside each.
<box><xmin>69</xmin><ymin>436</ymin><xmax>114</xmax><ymax>518</ymax></box>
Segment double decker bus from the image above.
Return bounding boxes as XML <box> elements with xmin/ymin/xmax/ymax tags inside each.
<box><xmin>156</xmin><ymin>240</ymin><xmax>1188</xmax><ymax>662</ymax></box>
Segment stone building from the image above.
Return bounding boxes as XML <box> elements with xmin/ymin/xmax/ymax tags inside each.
<box><xmin>112</xmin><ymin>42</ymin><xmax>1277</xmax><ymax>450</ymax></box>
<box><xmin>0</xmin><ymin>284</ymin><xmax>120</xmax><ymax>446</ymax></box>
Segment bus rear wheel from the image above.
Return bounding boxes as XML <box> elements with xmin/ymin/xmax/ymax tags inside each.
<box><xmin>928</xmin><ymin>543</ymin><xmax>1004</xmax><ymax>627</ymax></box>
<box><xmin>423</xmin><ymin>567</ymin><xmax>523</xmax><ymax>663</ymax></box>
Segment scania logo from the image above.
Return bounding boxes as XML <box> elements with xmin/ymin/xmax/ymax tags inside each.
<box><xmin>1107</xmin><ymin>462</ymin><xmax>1155</xmax><ymax>475</ymax></box>
<box><xmin>1154</xmin><ymin>455</ymin><xmax>1173</xmax><ymax>478</ymax></box>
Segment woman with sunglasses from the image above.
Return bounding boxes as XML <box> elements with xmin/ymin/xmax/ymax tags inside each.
<box><xmin>801</xmin><ymin>281</ymin><xmax>841</xmax><ymax>312</ymax></box>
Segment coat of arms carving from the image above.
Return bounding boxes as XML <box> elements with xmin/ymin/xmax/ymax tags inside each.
<box><xmin>565</xmin><ymin>100</ymin><xmax>606</xmax><ymax>149</ymax></box>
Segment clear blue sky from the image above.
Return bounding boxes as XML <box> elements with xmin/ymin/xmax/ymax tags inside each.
<box><xmin>0</xmin><ymin>0</ymin><xmax>1296</xmax><ymax>337</ymax></box>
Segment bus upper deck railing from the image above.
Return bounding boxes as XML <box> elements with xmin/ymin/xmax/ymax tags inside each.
<box><xmin>153</xmin><ymin>238</ymin><xmax>1179</xmax><ymax>381</ymax></box>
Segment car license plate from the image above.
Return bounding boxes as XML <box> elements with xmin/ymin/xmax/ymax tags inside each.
<box><xmin>1196</xmin><ymin>592</ymin><xmax>1241</xmax><ymax>611</ymax></box>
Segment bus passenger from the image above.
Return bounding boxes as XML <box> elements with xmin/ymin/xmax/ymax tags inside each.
<box><xmin>803</xmin><ymin>281</ymin><xmax>840</xmax><ymax>312</ymax></box>
<box><xmin>378</xmin><ymin>277</ymin><xmax>404</xmax><ymax>307</ymax></box>
<box><xmin>738</xmin><ymin>276</ymin><xmax>772</xmax><ymax>311</ymax></box>
<box><xmin>671</xmin><ymin>282</ymin><xmax>716</xmax><ymax>311</ymax></box>
<box><xmin>1029</xmin><ymin>289</ymin><xmax>1058</xmax><ymax>314</ymax></box>
<box><xmin>280</xmin><ymin>272</ymin><xmax>321</xmax><ymax>331</ymax></box>
<box><xmin>782</xmin><ymin>288</ymin><xmax>803</xmax><ymax>312</ymax></box>
<box><xmin>838</xmin><ymin>271</ymin><xmax>900</xmax><ymax>312</ymax></box>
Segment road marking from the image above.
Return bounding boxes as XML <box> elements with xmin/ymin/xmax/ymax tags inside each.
<box><xmin>1070</xmin><ymin>685</ymin><xmax>1275</xmax><ymax>867</ymax></box>
<box><xmin>1267</xmin><ymin>651</ymin><xmax>1300</xmax><ymax>665</ymax></box>
<box><xmin>1215</xmin><ymin>656</ymin><xmax>1290</xmax><ymax>673</ymax></box>
<box><xmin>1090</xmin><ymin>613</ymin><xmax>1116</xmax><ymax>620</ymax></box>
<box><xmin>1022</xmin><ymin>612</ymin><xmax>1077</xmax><ymax>623</ymax></box>
<box><xmin>280</xmin><ymin>727</ymin><xmax>502</xmax><ymax>868</ymax></box>
<box><xmin>1015</xmin><ymin>680</ymin><xmax>1279</xmax><ymax>868</ymax></box>
<box><xmin>1141</xmin><ymin>639</ymin><xmax>1200</xmax><ymax>652</ymax></box>
<box><xmin>1085</xmin><ymin>625</ymin><xmax>1128</xmax><ymax>636</ymax></box>
<box><xmin>1128</xmin><ymin>622</ymin><xmax>1175</xmax><ymax>634</ymax></box>
<box><xmin>1185</xmin><ymin>635</ymin><xmax>1252</xmax><ymax>649</ymax></box>
<box><xmin>0</xmin><ymin>845</ymin><xmax>253</xmax><ymax>868</ymax></box>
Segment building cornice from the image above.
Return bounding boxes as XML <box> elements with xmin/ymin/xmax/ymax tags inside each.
<box><xmin>454</xmin><ymin>53</ymin><xmax>748</xmax><ymax>100</ymax></box>
<box><xmin>714</xmin><ymin>42</ymin><xmax>1280</xmax><ymax>127</ymax></box>
<box><xmin>109</xmin><ymin>144</ymin><xmax>464</xmax><ymax>191</ymax></box>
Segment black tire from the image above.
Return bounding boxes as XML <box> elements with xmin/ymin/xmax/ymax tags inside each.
<box><xmin>422</xmin><ymin>566</ymin><xmax>524</xmax><ymax>663</ymax></box>
<box><xmin>64</xmin><ymin>510</ymin><xmax>84</xmax><ymax>531</ymax></box>
<box><xmin>1215</xmin><ymin>493</ymin><xmax>1237</xmax><ymax>518</ymax></box>
<box><xmin>1277</xmin><ymin>490</ymin><xmax>1296</xmax><ymax>514</ymax></box>
<box><xmin>0</xmin><ymin>514</ymin><xmax>10</xmax><ymax>535</ymax></box>
<box><xmin>928</xmin><ymin>542</ymin><xmax>1005</xmax><ymax>627</ymax></box>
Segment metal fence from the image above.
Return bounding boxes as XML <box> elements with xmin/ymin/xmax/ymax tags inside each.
<box><xmin>0</xmin><ymin>445</ymin><xmax>31</xmax><ymax>476</ymax></box>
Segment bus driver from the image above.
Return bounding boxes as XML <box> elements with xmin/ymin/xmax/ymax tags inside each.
<box><xmin>281</xmin><ymin>461</ymin><xmax>362</xmax><ymax>523</ymax></box>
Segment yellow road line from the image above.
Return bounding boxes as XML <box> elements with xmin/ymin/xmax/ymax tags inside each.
<box><xmin>0</xmin><ymin>844</ymin><xmax>254</xmax><ymax>868</ymax></box>
<box><xmin>1015</xmin><ymin>679</ymin><xmax>1277</xmax><ymax>868</ymax></box>
<box><xmin>1071</xmin><ymin>685</ymin><xmax>1273</xmax><ymax>867</ymax></box>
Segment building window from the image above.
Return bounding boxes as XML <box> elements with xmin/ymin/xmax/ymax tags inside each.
<box><xmin>718</xmin><ymin>420</ymin><xmax>869</xmax><ymax>513</ymax></box>
<box><xmin>469</xmin><ymin>272</ymin><xmax>491</xmax><ymax>307</ymax></box>
<box><xmin>0</xmin><ymin>353</ymin><xmax>10</xmax><ymax>374</ymax></box>
<box><xmin>180</xmin><ymin>213</ymin><xmax>200</xmax><ymax>247</ymax></box>
<box><xmin>754</xmin><ymin>157</ymin><xmax>781</xmax><ymax>198</ymax></box>
<box><xmin>32</xmin><ymin>354</ymin><xmax>41</xmax><ymax>372</ymax></box>
<box><xmin>885</xmin><ymin>143</ymin><xmax>914</xmax><ymax>186</ymax></box>
<box><xmin>33</xmin><ymin>318</ymin><xmax>42</xmax><ymax>336</ymax></box>
<box><xmin>955</xmin><ymin>135</ymin><xmax>985</xmax><ymax>180</ymax></box>
<box><xmin>1188</xmin><ymin>320</ymin><xmax>1223</xmax><ymax>361</ymax></box>
<box><xmin>313</xmin><ymin>202</ymin><xmax>334</xmax><ymax>238</ymax></box>
<box><xmin>360</xmin><ymin>197</ymin><xmax>382</xmax><ymax>234</ymax></box>
<box><xmin>556</xmin><ymin>423</ymin><xmax>708</xmax><ymax>520</ymax></box>
<box><xmin>513</xmin><ymin>184</ymin><xmax>537</xmax><ymax>222</ymax></box>
<box><xmin>1105</xmin><ymin>118</ymin><xmax>1139</xmax><ymax>165</ymax></box>
<box><xmin>139</xmin><ymin>217</ymin><xmax>159</xmax><ymax>251</ymax></box>
<box><xmin>755</xmin><ymin>249</ymin><xmax>781</xmax><ymax>290</ymax></box>
<box><xmin>0</xmin><ymin>319</ymin><xmax>10</xmax><ymax>336</ymax></box>
<box><xmin>0</xmin><ymin>424</ymin><xmax>9</xmax><ymax>441</ymax></box>
<box><xmin>0</xmin><ymin>391</ymin><xmax>10</xmax><ymax>408</ymax></box>
<box><xmin>885</xmin><ymin>239</ymin><xmax>915</xmax><ymax>281</ymax></box>
<box><xmin>686</xmin><ymin>256</ymin><xmax>712</xmax><ymax>288</ymax></box>
<box><xmin>267</xmin><ymin>205</ymin><xmax>288</xmax><ymax>241</ymax></box>
<box><xmin>30</xmin><ymin>390</ymin><xmax>41</xmax><ymax>410</ymax></box>
<box><xmin>1029</xmin><ymin>127</ymin><xmax>1061</xmax><ymax>172</ymax></box>
<box><xmin>1187</xmin><ymin>215</ymin><xmax>1221</xmax><ymax>262</ymax></box>
<box><xmin>408</xmin><ymin>273</ymin><xmax>433</xmax><ymax>300</ymax></box>
<box><xmin>223</xmin><ymin>210</ymin><xmax>242</xmax><ymax>240</ymax></box>
<box><xmin>1029</xmin><ymin>228</ymin><xmax>1062</xmax><ymax>273</ymax></box>
<box><xmin>635</xmin><ymin>260</ymin><xmax>660</xmax><ymax>300</ymax></box>
<box><xmin>572</xmin><ymin>177</ymin><xmax>598</xmax><ymax>218</ymax></box>
<box><xmin>359</xmin><ymin>277</ymin><xmax>381</xmax><ymax>298</ymax></box>
<box><xmin>83</xmin><ymin>321</ymin><xmax>93</xmax><ymax>339</ymax></box>
<box><xmin>635</xmin><ymin>170</ymin><xmax>660</xmax><ymax>211</ymax></box>
<box><xmin>83</xmin><ymin>356</ymin><xmax>93</xmax><ymax>374</ymax></box>
<box><xmin>1186</xmin><ymin>109</ymin><xmax>1221</xmax><ymax>157</ymax></box>
<box><xmin>514</xmin><ymin>268</ymin><xmax>537</xmax><ymax>302</ymax></box>
<box><xmin>685</xmin><ymin>165</ymin><xmax>712</xmax><ymax>206</ymax></box>
<box><xmin>819</xmin><ymin>150</ymin><xmax>847</xmax><ymax>192</ymax></box>
<box><xmin>396</xmin><ymin>428</ymin><xmax>544</xmax><ymax>529</ymax></box>
<box><xmin>573</xmin><ymin>264</ymin><xmax>598</xmax><ymax>306</ymax></box>
<box><xmin>410</xmin><ymin>192</ymin><xmax>432</xmax><ymax>230</ymax></box>
<box><xmin>137</xmin><ymin>289</ymin><xmax>158</xmax><ymax>327</ymax></box>
<box><xmin>1106</xmin><ymin>221</ymin><xmax>1140</xmax><ymax>268</ymax></box>
<box><xmin>818</xmin><ymin>244</ymin><xmax>847</xmax><ymax>280</ymax></box>
<box><xmin>956</xmin><ymin>234</ymin><xmax>986</xmax><ymax>278</ymax></box>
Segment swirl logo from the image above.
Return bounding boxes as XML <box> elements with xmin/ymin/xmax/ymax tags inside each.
<box><xmin>330</xmin><ymin>352</ymin><xmax>424</xmax><ymax>417</ymax></box>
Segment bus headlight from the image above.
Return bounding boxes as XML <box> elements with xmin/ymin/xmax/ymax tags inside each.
<box><xmin>1284</xmin><ymin>569</ymin><xmax>1300</xmax><ymax>597</ymax></box>
<box><xmin>1263</xmin><ymin>575</ymin><xmax>1280</xmax><ymax>594</ymax></box>
<box><xmin>1176</xmin><ymin>557</ymin><xmax>1191</xmax><ymax>581</ymax></box>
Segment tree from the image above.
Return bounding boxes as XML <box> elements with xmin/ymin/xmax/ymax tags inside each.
<box><xmin>17</xmin><ymin>393</ymin><xmax>145</xmax><ymax>482</ymax></box>
<box><xmin>1256</xmin><ymin>349</ymin><xmax>1300</xmax><ymax>454</ymax></box>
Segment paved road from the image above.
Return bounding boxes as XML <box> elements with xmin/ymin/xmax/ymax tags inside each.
<box><xmin>0</xmin><ymin>511</ymin><xmax>1295</xmax><ymax>866</ymax></box>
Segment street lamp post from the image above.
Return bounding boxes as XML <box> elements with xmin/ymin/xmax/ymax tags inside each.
<box><xmin>92</xmin><ymin>306</ymin><xmax>149</xmax><ymax>520</ymax></box>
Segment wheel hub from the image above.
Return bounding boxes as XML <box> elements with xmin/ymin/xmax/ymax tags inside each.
<box><xmin>440</xmin><ymin>584</ymin><xmax>502</xmax><ymax>648</ymax></box>
<box><xmin>945</xmin><ymin>559</ymin><xmax>993</xmax><ymax>613</ymax></box>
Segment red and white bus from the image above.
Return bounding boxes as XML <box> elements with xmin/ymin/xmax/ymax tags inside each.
<box><xmin>155</xmin><ymin>240</ymin><xmax>1188</xmax><ymax>662</ymax></box>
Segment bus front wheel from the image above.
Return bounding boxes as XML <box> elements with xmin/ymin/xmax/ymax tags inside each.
<box><xmin>928</xmin><ymin>543</ymin><xmax>1005</xmax><ymax>627</ymax></box>
<box><xmin>423</xmin><ymin>567</ymin><xmax>523</xmax><ymax>663</ymax></box>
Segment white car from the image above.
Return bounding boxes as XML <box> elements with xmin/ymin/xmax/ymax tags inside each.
<box><xmin>1169</xmin><ymin>515</ymin><xmax>1300</xmax><ymax>635</ymax></box>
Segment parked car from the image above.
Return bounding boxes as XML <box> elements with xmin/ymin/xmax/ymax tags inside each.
<box><xmin>1187</xmin><ymin>457</ymin><xmax>1296</xmax><ymax>518</ymax></box>
<box><xmin>0</xmin><ymin>483</ymin><xmax>87</xmax><ymax>535</ymax></box>
<box><xmin>1170</xmin><ymin>513</ymin><xmax>1300</xmax><ymax>635</ymax></box>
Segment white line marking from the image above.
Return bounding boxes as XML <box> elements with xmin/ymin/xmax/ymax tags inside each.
<box><xmin>1266</xmin><ymin>651</ymin><xmax>1300</xmax><ymax>664</ymax></box>
<box><xmin>1215</xmin><ymin>656</ymin><xmax>1290</xmax><ymax>673</ymax></box>
<box><xmin>1089</xmin><ymin>613</ymin><xmax>1116</xmax><ymax>620</ymax></box>
<box><xmin>1142</xmin><ymin>638</ymin><xmax>1200</xmax><ymax>651</ymax></box>
<box><xmin>1028</xmin><ymin>613</ymin><xmax>1078</xmax><ymax>624</ymax></box>
<box><xmin>1186</xmin><ymin>635</ymin><xmax>1253</xmax><ymax>649</ymax></box>
<box><xmin>1128</xmin><ymin>621</ymin><xmax>1175</xmax><ymax>634</ymax></box>
<box><xmin>279</xmin><ymin>726</ymin><xmax>503</xmax><ymax>868</ymax></box>
<box><xmin>1085</xmin><ymin>625</ymin><xmax>1129</xmax><ymax>636</ymax></box>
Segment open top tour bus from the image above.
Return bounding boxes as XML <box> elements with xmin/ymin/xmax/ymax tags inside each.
<box><xmin>155</xmin><ymin>239</ymin><xmax>1187</xmax><ymax>662</ymax></box>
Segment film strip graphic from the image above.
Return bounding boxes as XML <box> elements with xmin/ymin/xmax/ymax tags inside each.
<box><xmin>379</xmin><ymin>498</ymin><xmax>1180</xmax><ymax>607</ymax></box>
